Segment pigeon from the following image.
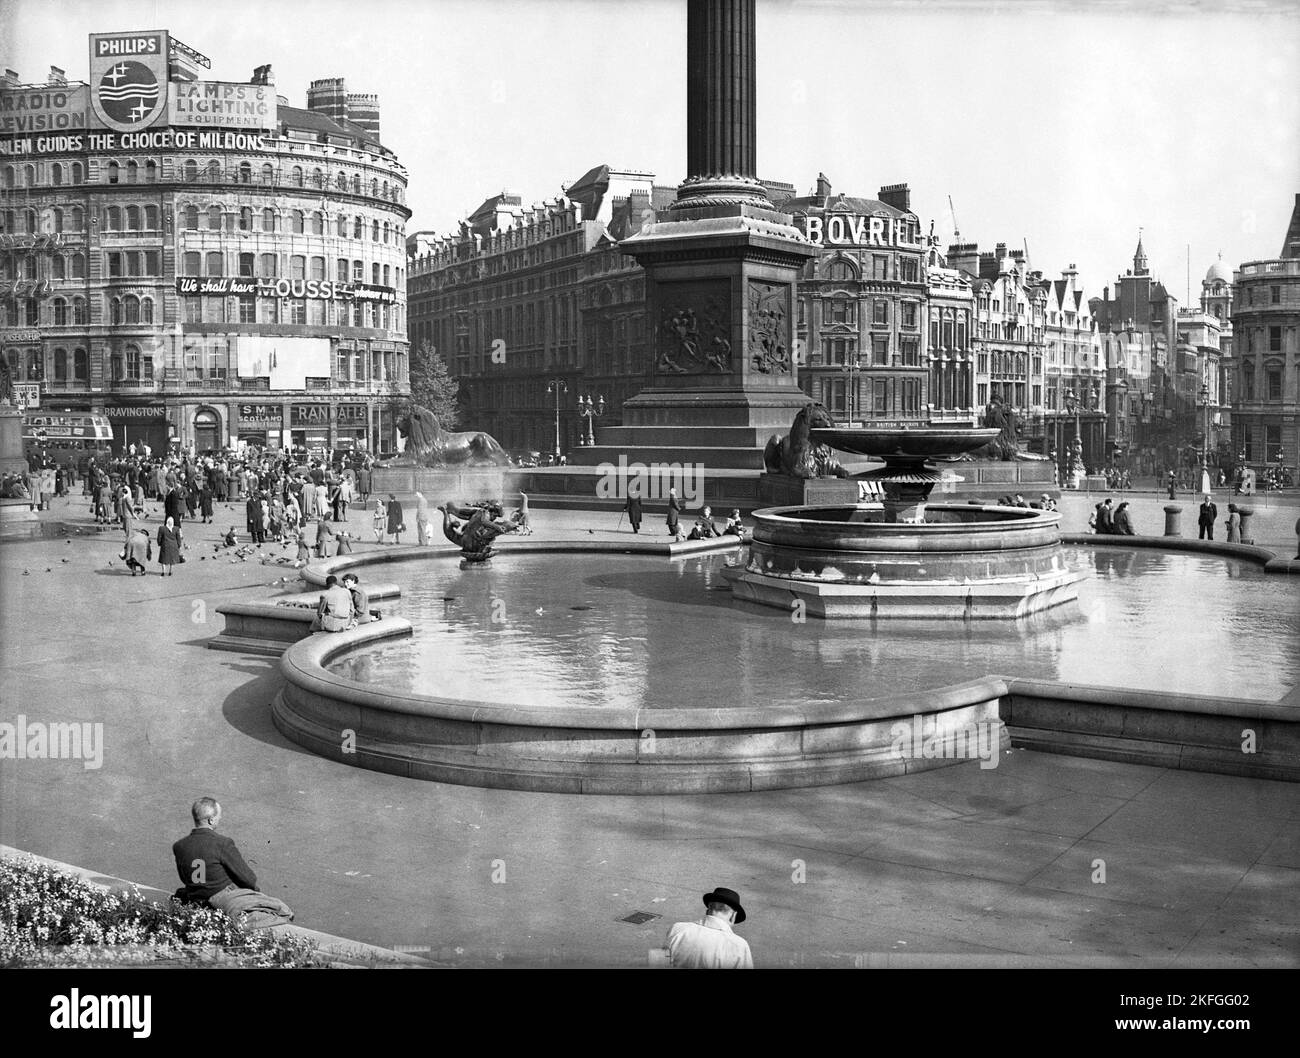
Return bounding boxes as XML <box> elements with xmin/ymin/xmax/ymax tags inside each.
<box><xmin>44</xmin><ymin>568</ymin><xmax>51</xmax><ymax>573</ymax></box>
<box><xmin>22</xmin><ymin>570</ymin><xmax>29</xmax><ymax>576</ymax></box>
<box><xmin>108</xmin><ymin>560</ymin><xmax>114</xmax><ymax>567</ymax></box>
<box><xmin>61</xmin><ymin>558</ymin><xmax>69</xmax><ymax>563</ymax></box>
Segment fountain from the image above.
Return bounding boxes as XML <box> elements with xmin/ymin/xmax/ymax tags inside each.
<box><xmin>723</xmin><ymin>426</ymin><xmax>1086</xmax><ymax>619</ymax></box>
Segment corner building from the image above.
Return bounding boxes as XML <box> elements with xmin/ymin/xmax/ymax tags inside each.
<box><xmin>0</xmin><ymin>30</ymin><xmax>409</xmax><ymax>456</ymax></box>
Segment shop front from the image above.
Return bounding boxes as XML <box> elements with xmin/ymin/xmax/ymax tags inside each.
<box><xmin>237</xmin><ymin>402</ymin><xmax>284</xmax><ymax>450</ymax></box>
<box><xmin>335</xmin><ymin>403</ymin><xmax>369</xmax><ymax>452</ymax></box>
<box><xmin>105</xmin><ymin>403</ymin><xmax>169</xmax><ymax>456</ymax></box>
<box><xmin>193</xmin><ymin>407</ymin><xmax>222</xmax><ymax>454</ymax></box>
<box><xmin>289</xmin><ymin>403</ymin><xmax>331</xmax><ymax>459</ymax></box>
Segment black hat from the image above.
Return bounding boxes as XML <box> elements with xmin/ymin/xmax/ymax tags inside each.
<box><xmin>702</xmin><ymin>887</ymin><xmax>746</xmax><ymax>923</ymax></box>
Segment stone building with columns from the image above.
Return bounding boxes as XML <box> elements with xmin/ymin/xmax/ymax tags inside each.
<box><xmin>0</xmin><ymin>29</ymin><xmax>409</xmax><ymax>458</ymax></box>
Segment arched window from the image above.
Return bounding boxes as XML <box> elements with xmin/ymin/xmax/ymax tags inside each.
<box><xmin>110</xmin><ymin>297</ymin><xmax>123</xmax><ymax>325</ymax></box>
<box><xmin>208</xmin><ymin>205</ymin><xmax>222</xmax><ymax>229</ymax></box>
<box><xmin>145</xmin><ymin>205</ymin><xmax>158</xmax><ymax>229</ymax></box>
<box><xmin>107</xmin><ymin>161</ymin><xmax>119</xmax><ymax>184</ymax></box>
<box><xmin>353</xmin><ymin>216</ymin><xmax>362</xmax><ymax>239</ymax></box>
<box><xmin>23</xmin><ymin>208</ymin><xmax>36</xmax><ymax>233</ymax></box>
<box><xmin>1</xmin><ymin>166</ymin><xmax>12</xmax><ymax>188</ymax></box>
<box><xmin>125</xmin><ymin>344</ymin><xmax>142</xmax><ymax>379</ymax></box>
<box><xmin>262</xmin><ymin>208</ymin><xmax>276</xmax><ymax>232</ymax></box>
<box><xmin>261</xmin><ymin>163</ymin><xmax>274</xmax><ymax>185</ymax></box>
<box><xmin>145</xmin><ymin>160</ymin><xmax>157</xmax><ymax>182</ymax></box>
<box><xmin>205</xmin><ymin>251</ymin><xmax>223</xmax><ymax>276</ymax></box>
<box><xmin>371</xmin><ymin>220</ymin><xmax>379</xmax><ymax>241</ymax></box>
<box><xmin>71</xmin><ymin>162</ymin><xmax>84</xmax><ymax>184</ymax></box>
<box><xmin>51</xmin><ymin>256</ymin><xmax>66</xmax><ymax>280</ymax></box>
<box><xmin>183</xmin><ymin>159</ymin><xmax>198</xmax><ymax>182</ymax></box>
<box><xmin>382</xmin><ymin>180</ymin><xmax>389</xmax><ymax>199</ymax></box>
<box><xmin>238</xmin><ymin>162</ymin><xmax>252</xmax><ymax>184</ymax></box>
<box><xmin>74</xmin><ymin>348</ymin><xmax>88</xmax><ymax>380</ymax></box>
<box><xmin>240</xmin><ymin>207</ymin><xmax>253</xmax><ymax>231</ymax></box>
<box><xmin>371</xmin><ymin>177</ymin><xmax>379</xmax><ymax>196</ymax></box>
<box><xmin>336</xmin><ymin>215</ymin><xmax>347</xmax><ymax>238</ymax></box>
<box><xmin>70</xmin><ymin>206</ymin><xmax>83</xmax><ymax>230</ymax></box>
<box><xmin>26</xmin><ymin>349</ymin><xmax>43</xmax><ymax>380</ymax></box>
<box><xmin>52</xmin><ymin>208</ymin><xmax>64</xmax><ymax>232</ymax></box>
<box><xmin>71</xmin><ymin>255</ymin><xmax>86</xmax><ymax>280</ymax></box>
<box><xmin>126</xmin><ymin>205</ymin><xmax>141</xmax><ymax>230</ymax></box>
<box><xmin>291</xmin><ymin>210</ymin><xmax>304</xmax><ymax>234</ymax></box>
<box><xmin>826</xmin><ymin>259</ymin><xmax>856</xmax><ymax>282</ymax></box>
<box><xmin>23</xmin><ymin>164</ymin><xmax>35</xmax><ymax>186</ymax></box>
<box><xmin>53</xmin><ymin>298</ymin><xmax>68</xmax><ymax>325</ymax></box>
<box><xmin>206</xmin><ymin>159</ymin><xmax>220</xmax><ymax>182</ymax></box>
<box><xmin>126</xmin><ymin>160</ymin><xmax>139</xmax><ymax>183</ymax></box>
<box><xmin>73</xmin><ymin>297</ymin><xmax>87</xmax><ymax>324</ymax></box>
<box><xmin>311</xmin><ymin>211</ymin><xmax>324</xmax><ymax>235</ymax></box>
<box><xmin>107</xmin><ymin>206</ymin><xmax>122</xmax><ymax>230</ymax></box>
<box><xmin>4</xmin><ymin>351</ymin><xmax>18</xmax><ymax>379</ymax></box>
<box><xmin>141</xmin><ymin>297</ymin><xmax>154</xmax><ymax>324</ymax></box>
<box><xmin>51</xmin><ymin>163</ymin><xmax>63</xmax><ymax>186</ymax></box>
<box><xmin>124</xmin><ymin>295</ymin><xmax>140</xmax><ymax>324</ymax></box>
<box><xmin>312</xmin><ymin>168</ymin><xmax>323</xmax><ymax>188</ymax></box>
<box><xmin>351</xmin><ymin>173</ymin><xmax>361</xmax><ymax>194</ymax></box>
<box><xmin>291</xmin><ymin>165</ymin><xmax>303</xmax><ymax>187</ymax></box>
<box><xmin>54</xmin><ymin>348</ymin><xmax>68</xmax><ymax>381</ymax></box>
<box><xmin>337</xmin><ymin>172</ymin><xmax>347</xmax><ymax>191</ymax></box>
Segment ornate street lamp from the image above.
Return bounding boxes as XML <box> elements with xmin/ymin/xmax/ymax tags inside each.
<box><xmin>1197</xmin><ymin>378</ymin><xmax>1211</xmax><ymax>494</ymax></box>
<box><xmin>545</xmin><ymin>378</ymin><xmax>567</xmax><ymax>460</ymax></box>
<box><xmin>577</xmin><ymin>393</ymin><xmax>605</xmax><ymax>446</ymax></box>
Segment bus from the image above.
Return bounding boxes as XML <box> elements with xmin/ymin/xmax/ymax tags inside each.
<box><xmin>22</xmin><ymin>413</ymin><xmax>114</xmax><ymax>472</ymax></box>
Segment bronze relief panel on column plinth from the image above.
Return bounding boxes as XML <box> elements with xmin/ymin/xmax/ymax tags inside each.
<box><xmin>654</xmin><ymin>281</ymin><xmax>732</xmax><ymax>375</ymax></box>
<box><xmin>748</xmin><ymin>280</ymin><xmax>792</xmax><ymax>375</ymax></box>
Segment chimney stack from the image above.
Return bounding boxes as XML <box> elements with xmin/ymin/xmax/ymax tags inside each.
<box><xmin>878</xmin><ymin>183</ymin><xmax>911</xmax><ymax>212</ymax></box>
<box><xmin>49</xmin><ymin>66</ymin><xmax>66</xmax><ymax>86</ymax></box>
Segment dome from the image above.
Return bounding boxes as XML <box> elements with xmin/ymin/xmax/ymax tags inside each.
<box><xmin>1205</xmin><ymin>254</ymin><xmax>1232</xmax><ymax>284</ymax></box>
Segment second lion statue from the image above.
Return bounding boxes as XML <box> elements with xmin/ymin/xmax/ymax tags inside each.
<box><xmin>763</xmin><ymin>402</ymin><xmax>849</xmax><ymax>479</ymax></box>
<box><xmin>395</xmin><ymin>405</ymin><xmax>511</xmax><ymax>466</ymax></box>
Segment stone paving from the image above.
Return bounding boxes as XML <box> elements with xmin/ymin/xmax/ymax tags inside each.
<box><xmin>0</xmin><ymin>486</ymin><xmax>1296</xmax><ymax>966</ymax></box>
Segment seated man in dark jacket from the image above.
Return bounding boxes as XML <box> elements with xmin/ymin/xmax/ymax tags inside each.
<box><xmin>172</xmin><ymin>797</ymin><xmax>294</xmax><ymax>927</ymax></box>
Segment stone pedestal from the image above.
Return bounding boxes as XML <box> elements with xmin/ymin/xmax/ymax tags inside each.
<box><xmin>1236</xmin><ymin>505</ymin><xmax>1255</xmax><ymax>545</ymax></box>
<box><xmin>1163</xmin><ymin>505</ymin><xmax>1183</xmax><ymax>537</ymax></box>
<box><xmin>0</xmin><ymin>404</ymin><xmax>26</xmax><ymax>477</ymax></box>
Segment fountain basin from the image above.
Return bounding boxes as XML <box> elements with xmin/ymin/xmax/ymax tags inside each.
<box><xmin>724</xmin><ymin>502</ymin><xmax>1085</xmax><ymax>618</ymax></box>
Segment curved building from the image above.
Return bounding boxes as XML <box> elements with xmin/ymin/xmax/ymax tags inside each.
<box><xmin>0</xmin><ymin>30</ymin><xmax>409</xmax><ymax>457</ymax></box>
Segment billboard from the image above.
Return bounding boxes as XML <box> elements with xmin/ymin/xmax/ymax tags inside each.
<box><xmin>0</xmin><ymin>86</ymin><xmax>88</xmax><ymax>135</ymax></box>
<box><xmin>170</xmin><ymin>81</ymin><xmax>276</xmax><ymax>130</ymax></box>
<box><xmin>233</xmin><ymin>335</ymin><xmax>329</xmax><ymax>391</ymax></box>
<box><xmin>88</xmin><ymin>30</ymin><xmax>169</xmax><ymax>133</ymax></box>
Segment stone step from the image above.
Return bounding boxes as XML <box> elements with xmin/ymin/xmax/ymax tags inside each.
<box><xmin>567</xmin><ymin>445</ymin><xmax>768</xmax><ymax>470</ymax></box>
<box><xmin>594</xmin><ymin>425</ymin><xmax>777</xmax><ymax>448</ymax></box>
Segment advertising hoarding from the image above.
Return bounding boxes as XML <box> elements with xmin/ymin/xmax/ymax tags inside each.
<box><xmin>88</xmin><ymin>30</ymin><xmax>170</xmax><ymax>133</ymax></box>
<box><xmin>233</xmin><ymin>335</ymin><xmax>330</xmax><ymax>391</ymax></box>
<box><xmin>169</xmin><ymin>81</ymin><xmax>276</xmax><ymax>130</ymax></box>
<box><xmin>0</xmin><ymin>86</ymin><xmax>88</xmax><ymax>135</ymax></box>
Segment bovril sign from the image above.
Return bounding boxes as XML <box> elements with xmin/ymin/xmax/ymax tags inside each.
<box><xmin>796</xmin><ymin>214</ymin><xmax>923</xmax><ymax>249</ymax></box>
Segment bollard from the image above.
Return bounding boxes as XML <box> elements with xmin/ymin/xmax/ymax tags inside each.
<box><xmin>1236</xmin><ymin>505</ymin><xmax>1255</xmax><ymax>545</ymax></box>
<box><xmin>1163</xmin><ymin>505</ymin><xmax>1183</xmax><ymax>537</ymax></box>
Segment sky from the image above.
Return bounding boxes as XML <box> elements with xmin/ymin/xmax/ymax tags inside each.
<box><xmin>2</xmin><ymin>0</ymin><xmax>1297</xmax><ymax>304</ymax></box>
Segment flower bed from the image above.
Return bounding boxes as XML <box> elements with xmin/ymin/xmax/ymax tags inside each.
<box><xmin>0</xmin><ymin>856</ymin><xmax>326</xmax><ymax>968</ymax></box>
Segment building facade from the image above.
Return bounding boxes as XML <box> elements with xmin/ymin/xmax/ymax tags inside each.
<box><xmin>406</xmin><ymin>165</ymin><xmax>675</xmax><ymax>454</ymax></box>
<box><xmin>1231</xmin><ymin>194</ymin><xmax>1300</xmax><ymax>476</ymax></box>
<box><xmin>1037</xmin><ymin>264</ymin><xmax>1106</xmax><ymax>474</ymax></box>
<box><xmin>0</xmin><ymin>30</ymin><xmax>409</xmax><ymax>457</ymax></box>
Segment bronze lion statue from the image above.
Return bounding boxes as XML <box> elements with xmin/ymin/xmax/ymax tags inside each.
<box><xmin>395</xmin><ymin>405</ymin><xmax>510</xmax><ymax>467</ymax></box>
<box><xmin>763</xmin><ymin>402</ymin><xmax>849</xmax><ymax>479</ymax></box>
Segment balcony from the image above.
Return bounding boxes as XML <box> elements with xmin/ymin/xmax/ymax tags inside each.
<box><xmin>110</xmin><ymin>378</ymin><xmax>161</xmax><ymax>391</ymax></box>
<box><xmin>304</xmin><ymin>376</ymin><xmax>332</xmax><ymax>391</ymax></box>
<box><xmin>238</xmin><ymin>376</ymin><xmax>271</xmax><ymax>391</ymax></box>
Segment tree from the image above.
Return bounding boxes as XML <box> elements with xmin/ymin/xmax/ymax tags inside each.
<box><xmin>408</xmin><ymin>341</ymin><xmax>460</xmax><ymax>429</ymax></box>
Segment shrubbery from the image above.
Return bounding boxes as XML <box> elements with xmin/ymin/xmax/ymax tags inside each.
<box><xmin>0</xmin><ymin>856</ymin><xmax>325</xmax><ymax>968</ymax></box>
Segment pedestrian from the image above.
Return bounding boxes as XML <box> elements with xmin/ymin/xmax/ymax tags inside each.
<box><xmin>156</xmin><ymin>515</ymin><xmax>183</xmax><ymax>576</ymax></box>
<box><xmin>315</xmin><ymin>517</ymin><xmax>338</xmax><ymax>558</ymax></box>
<box><xmin>39</xmin><ymin>464</ymin><xmax>54</xmax><ymax>511</ymax></box>
<box><xmin>117</xmin><ymin>485</ymin><xmax>136</xmax><ymax>544</ymax></box>
<box><xmin>1167</xmin><ymin>470</ymin><xmax>1176</xmax><ymax>501</ymax></box>
<box><xmin>199</xmin><ymin>478</ymin><xmax>214</xmax><ymax>524</ymax></box>
<box><xmin>624</xmin><ymin>489</ymin><xmax>642</xmax><ymax>534</ymax></box>
<box><xmin>124</xmin><ymin>527</ymin><xmax>151</xmax><ymax>575</ymax></box>
<box><xmin>1198</xmin><ymin>493</ymin><xmax>1218</xmax><ymax>541</ymax></box>
<box><xmin>342</xmin><ymin>572</ymin><xmax>377</xmax><ymax>624</ymax></box>
<box><xmin>311</xmin><ymin>575</ymin><xmax>354</xmax><ymax>632</ymax></box>
<box><xmin>415</xmin><ymin>491</ymin><xmax>432</xmax><ymax>546</ymax></box>
<box><xmin>371</xmin><ymin>499</ymin><xmax>386</xmax><ymax>544</ymax></box>
<box><xmin>1225</xmin><ymin>503</ymin><xmax>1241</xmax><ymax>543</ymax></box>
<box><xmin>516</xmin><ymin>491</ymin><xmax>530</xmax><ymax>532</ymax></box>
<box><xmin>338</xmin><ymin>475</ymin><xmax>353</xmax><ymax>522</ymax></box>
<box><xmin>386</xmin><ymin>493</ymin><xmax>404</xmax><ymax>545</ymax></box>
<box><xmin>666</xmin><ymin>487</ymin><xmax>681</xmax><ymax>539</ymax></box>
<box><xmin>164</xmin><ymin>483</ymin><xmax>185</xmax><ymax>526</ymax></box>
<box><xmin>1113</xmin><ymin>501</ymin><xmax>1135</xmax><ymax>535</ymax></box>
<box><xmin>357</xmin><ymin>463</ymin><xmax>372</xmax><ymax>504</ymax></box>
<box><xmin>329</xmin><ymin>475</ymin><xmax>343</xmax><ymax>522</ymax></box>
<box><xmin>665</xmin><ymin>887</ymin><xmax>752</xmax><ymax>969</ymax></box>
<box><xmin>171</xmin><ymin>797</ymin><xmax>294</xmax><ymax>926</ymax></box>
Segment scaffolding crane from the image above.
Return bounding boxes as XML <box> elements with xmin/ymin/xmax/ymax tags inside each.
<box><xmin>948</xmin><ymin>195</ymin><xmax>960</xmax><ymax>243</ymax></box>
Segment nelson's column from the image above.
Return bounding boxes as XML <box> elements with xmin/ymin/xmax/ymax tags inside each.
<box><xmin>572</xmin><ymin>0</ymin><xmax>818</xmax><ymax>501</ymax></box>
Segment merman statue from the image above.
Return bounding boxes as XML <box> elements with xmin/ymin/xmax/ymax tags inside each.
<box><xmin>440</xmin><ymin>501</ymin><xmax>514</xmax><ymax>568</ymax></box>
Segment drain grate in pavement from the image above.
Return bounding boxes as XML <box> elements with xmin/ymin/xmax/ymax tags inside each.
<box><xmin>620</xmin><ymin>911</ymin><xmax>661</xmax><ymax>925</ymax></box>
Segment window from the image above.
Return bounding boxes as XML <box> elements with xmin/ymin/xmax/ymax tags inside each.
<box><xmin>337</xmin><ymin>215</ymin><xmax>348</xmax><ymax>238</ymax></box>
<box><xmin>291</xmin><ymin>166</ymin><xmax>303</xmax><ymax>187</ymax></box>
<box><xmin>206</xmin><ymin>160</ymin><xmax>220</xmax><ymax>182</ymax></box>
<box><xmin>239</xmin><ymin>253</ymin><xmax>255</xmax><ymax>278</ymax></box>
<box><xmin>184</xmin><ymin>159</ymin><xmax>198</xmax><ymax>182</ymax></box>
<box><xmin>1241</xmin><ymin>361</ymin><xmax>1254</xmax><ymax>400</ymax></box>
<box><xmin>126</xmin><ymin>160</ymin><xmax>139</xmax><ymax>184</ymax></box>
<box><xmin>205</xmin><ymin>251</ymin><xmax>223</xmax><ymax>276</ymax></box>
<box><xmin>337</xmin><ymin>172</ymin><xmax>347</xmax><ymax>192</ymax></box>
<box><xmin>208</xmin><ymin>205</ymin><xmax>222</xmax><ymax>229</ymax></box>
<box><xmin>26</xmin><ymin>349</ymin><xmax>43</xmax><ymax>379</ymax></box>
<box><xmin>261</xmin><ymin>163</ymin><xmax>274</xmax><ymax>185</ymax></box>
<box><xmin>124</xmin><ymin>295</ymin><xmax>140</xmax><ymax>324</ymax></box>
<box><xmin>310</xmin><ymin>256</ymin><xmax>325</xmax><ymax>281</ymax></box>
<box><xmin>872</xmin><ymin>335</ymin><xmax>889</xmax><ymax>365</ymax></box>
<box><xmin>53</xmin><ymin>298</ymin><xmax>67</xmax><ymax>326</ymax></box>
<box><xmin>290</xmin><ymin>255</ymin><xmax>306</xmax><ymax>280</ymax></box>
<box><xmin>145</xmin><ymin>160</ymin><xmax>157</xmax><ymax>183</ymax></box>
<box><xmin>337</xmin><ymin>258</ymin><xmax>349</xmax><ymax>282</ymax></box>
<box><xmin>372</xmin><ymin>220</ymin><xmax>380</xmax><ymax>242</ymax></box>
<box><xmin>238</xmin><ymin>162</ymin><xmax>252</xmax><ymax>184</ymax></box>
<box><xmin>240</xmin><ymin>207</ymin><xmax>252</xmax><ymax>231</ymax></box>
<box><xmin>185</xmin><ymin>297</ymin><xmax>201</xmax><ymax>323</ymax></box>
<box><xmin>900</xmin><ymin>377</ymin><xmax>920</xmax><ymax>417</ymax></box>
<box><xmin>107</xmin><ymin>252</ymin><xmax>123</xmax><ymax>278</ymax></box>
<box><xmin>899</xmin><ymin>257</ymin><xmax>919</xmax><ymax>283</ymax></box>
<box><xmin>902</xmin><ymin>302</ymin><xmax>917</xmax><ymax>329</ymax></box>
<box><xmin>183</xmin><ymin>251</ymin><xmax>201</xmax><ymax>275</ymax></box>
<box><xmin>262</xmin><ymin>208</ymin><xmax>276</xmax><ymax>233</ymax></box>
<box><xmin>260</xmin><ymin>253</ymin><xmax>277</xmax><ymax>278</ymax></box>
<box><xmin>141</xmin><ymin>297</ymin><xmax>153</xmax><ymax>324</ymax></box>
<box><xmin>872</xmin><ymin>300</ymin><xmax>887</xmax><ymax>326</ymax></box>
<box><xmin>372</xmin><ymin>262</ymin><xmax>381</xmax><ymax>285</ymax></box>
<box><xmin>125</xmin><ymin>344</ymin><xmax>142</xmax><ymax>379</ymax></box>
<box><xmin>1271</xmin><ymin>285</ymin><xmax>1281</xmax><ymax>304</ymax></box>
<box><xmin>353</xmin><ymin>217</ymin><xmax>362</xmax><ymax>239</ymax></box>
<box><xmin>353</xmin><ymin>259</ymin><xmax>363</xmax><ymax>281</ymax></box>
<box><xmin>1269</xmin><ymin>326</ymin><xmax>1281</xmax><ymax>352</ymax></box>
<box><xmin>872</xmin><ymin>379</ymin><xmax>888</xmax><ymax>415</ymax></box>
<box><xmin>73</xmin><ymin>297</ymin><xmax>87</xmax><ymax>324</ymax></box>
<box><xmin>828</xmin><ymin>297</ymin><xmax>850</xmax><ymax>325</ymax></box>
<box><xmin>239</xmin><ymin>295</ymin><xmax>256</xmax><ymax>324</ymax></box>
<box><xmin>290</xmin><ymin>299</ymin><xmax>307</xmax><ymax>325</ymax></box>
<box><xmin>383</xmin><ymin>264</ymin><xmax>390</xmax><ymax>286</ymax></box>
<box><xmin>308</xmin><ymin>299</ymin><xmax>325</xmax><ymax>325</ymax></box>
<box><xmin>107</xmin><ymin>206</ymin><xmax>122</xmax><ymax>230</ymax></box>
<box><xmin>54</xmin><ymin>348</ymin><xmax>67</xmax><ymax>380</ymax></box>
<box><xmin>826</xmin><ymin>259</ymin><xmax>855</xmax><ymax>282</ymax></box>
<box><xmin>71</xmin><ymin>162</ymin><xmax>83</xmax><ymax>184</ymax></box>
<box><xmin>901</xmin><ymin>338</ymin><xmax>920</xmax><ymax>366</ymax></box>
<box><xmin>291</xmin><ymin>210</ymin><xmax>304</xmax><ymax>234</ymax></box>
<box><xmin>109</xmin><ymin>297</ymin><xmax>122</xmax><ymax>325</ymax></box>
<box><xmin>311</xmin><ymin>211</ymin><xmax>324</xmax><ymax>235</ymax></box>
<box><xmin>872</xmin><ymin>255</ymin><xmax>888</xmax><ymax>281</ymax></box>
<box><xmin>182</xmin><ymin>205</ymin><xmax>198</xmax><ymax>230</ymax></box>
<box><xmin>107</xmin><ymin>161</ymin><xmax>119</xmax><ymax>184</ymax></box>
<box><xmin>1267</xmin><ymin>368</ymin><xmax>1282</xmax><ymax>401</ymax></box>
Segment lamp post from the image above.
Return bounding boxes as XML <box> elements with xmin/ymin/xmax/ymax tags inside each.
<box><xmin>841</xmin><ymin>351</ymin><xmax>860</xmax><ymax>425</ymax></box>
<box><xmin>1197</xmin><ymin>378</ymin><xmax>1211</xmax><ymax>495</ymax></box>
<box><xmin>545</xmin><ymin>378</ymin><xmax>567</xmax><ymax>460</ymax></box>
<box><xmin>1063</xmin><ymin>387</ymin><xmax>1083</xmax><ymax>488</ymax></box>
<box><xmin>577</xmin><ymin>393</ymin><xmax>605</xmax><ymax>446</ymax></box>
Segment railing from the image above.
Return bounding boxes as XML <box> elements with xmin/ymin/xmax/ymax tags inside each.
<box><xmin>304</xmin><ymin>377</ymin><xmax>331</xmax><ymax>391</ymax></box>
<box><xmin>110</xmin><ymin>378</ymin><xmax>160</xmax><ymax>391</ymax></box>
<box><xmin>238</xmin><ymin>376</ymin><xmax>271</xmax><ymax>391</ymax></box>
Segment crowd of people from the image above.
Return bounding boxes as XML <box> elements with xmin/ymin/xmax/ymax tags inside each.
<box><xmin>1089</xmin><ymin>497</ymin><xmax>1136</xmax><ymax>535</ymax></box>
